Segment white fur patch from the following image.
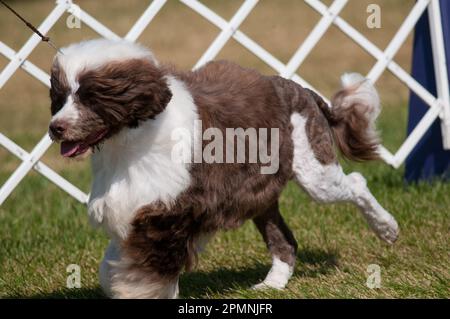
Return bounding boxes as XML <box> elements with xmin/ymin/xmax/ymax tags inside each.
<box><xmin>57</xmin><ymin>38</ymin><xmax>158</xmax><ymax>90</ymax></box>
<box><xmin>110</xmin><ymin>256</ymin><xmax>179</xmax><ymax>299</ymax></box>
<box><xmin>291</xmin><ymin>113</ymin><xmax>350</xmax><ymax>203</ymax></box>
<box><xmin>290</xmin><ymin>112</ymin><xmax>399</xmax><ymax>244</ymax></box>
<box><xmin>88</xmin><ymin>76</ymin><xmax>198</xmax><ymax>241</ymax></box>
<box><xmin>253</xmin><ymin>257</ymin><xmax>294</xmax><ymax>290</ymax></box>
<box><xmin>51</xmin><ymin>95</ymin><xmax>80</xmax><ymax>124</ymax></box>
<box><xmin>346</xmin><ymin>172</ymin><xmax>399</xmax><ymax>244</ymax></box>
<box><xmin>340</xmin><ymin>72</ymin><xmax>381</xmax><ymax>123</ymax></box>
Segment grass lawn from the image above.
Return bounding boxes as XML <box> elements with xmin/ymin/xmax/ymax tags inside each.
<box><xmin>0</xmin><ymin>0</ymin><xmax>449</xmax><ymax>298</ymax></box>
<box><xmin>1</xmin><ymin>106</ymin><xmax>449</xmax><ymax>299</ymax></box>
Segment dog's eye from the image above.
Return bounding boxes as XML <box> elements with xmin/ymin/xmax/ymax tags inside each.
<box><xmin>50</xmin><ymin>77</ymin><xmax>69</xmax><ymax>115</ymax></box>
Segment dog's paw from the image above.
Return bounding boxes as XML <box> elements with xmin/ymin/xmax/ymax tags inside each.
<box><xmin>251</xmin><ymin>281</ymin><xmax>285</xmax><ymax>291</ymax></box>
<box><xmin>252</xmin><ymin>258</ymin><xmax>293</xmax><ymax>290</ymax></box>
<box><xmin>371</xmin><ymin>214</ymin><xmax>399</xmax><ymax>245</ymax></box>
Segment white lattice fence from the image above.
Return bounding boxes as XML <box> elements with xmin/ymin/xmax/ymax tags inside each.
<box><xmin>0</xmin><ymin>0</ymin><xmax>449</xmax><ymax>206</ymax></box>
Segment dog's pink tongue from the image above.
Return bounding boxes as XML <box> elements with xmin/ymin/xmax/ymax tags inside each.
<box><xmin>61</xmin><ymin>141</ymin><xmax>80</xmax><ymax>157</ymax></box>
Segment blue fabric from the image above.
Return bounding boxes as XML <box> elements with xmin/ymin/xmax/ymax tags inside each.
<box><xmin>405</xmin><ymin>0</ymin><xmax>450</xmax><ymax>182</ymax></box>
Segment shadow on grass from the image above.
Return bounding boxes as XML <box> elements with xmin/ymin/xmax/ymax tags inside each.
<box><xmin>296</xmin><ymin>247</ymin><xmax>339</xmax><ymax>277</ymax></box>
<box><xmin>181</xmin><ymin>247</ymin><xmax>339</xmax><ymax>298</ymax></box>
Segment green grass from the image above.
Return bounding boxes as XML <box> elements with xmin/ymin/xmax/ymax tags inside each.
<box><xmin>0</xmin><ymin>0</ymin><xmax>449</xmax><ymax>299</ymax></box>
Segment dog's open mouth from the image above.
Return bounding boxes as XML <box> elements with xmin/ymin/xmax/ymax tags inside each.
<box><xmin>60</xmin><ymin>129</ymin><xmax>108</xmax><ymax>158</ymax></box>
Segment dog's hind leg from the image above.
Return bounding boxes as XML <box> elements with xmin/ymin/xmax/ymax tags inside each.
<box><xmin>290</xmin><ymin>112</ymin><xmax>399</xmax><ymax>244</ymax></box>
<box><xmin>252</xmin><ymin>200</ymin><xmax>298</xmax><ymax>290</ymax></box>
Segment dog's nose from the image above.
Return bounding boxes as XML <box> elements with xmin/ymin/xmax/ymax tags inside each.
<box><xmin>49</xmin><ymin>121</ymin><xmax>67</xmax><ymax>139</ymax></box>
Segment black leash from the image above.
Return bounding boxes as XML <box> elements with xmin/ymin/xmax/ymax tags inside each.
<box><xmin>0</xmin><ymin>0</ymin><xmax>63</xmax><ymax>54</ymax></box>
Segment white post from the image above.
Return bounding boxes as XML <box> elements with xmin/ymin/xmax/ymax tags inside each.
<box><xmin>428</xmin><ymin>0</ymin><xmax>450</xmax><ymax>149</ymax></box>
<box><xmin>0</xmin><ymin>42</ymin><xmax>50</xmax><ymax>86</ymax></box>
<box><xmin>0</xmin><ymin>133</ymin><xmax>88</xmax><ymax>204</ymax></box>
<box><xmin>0</xmin><ymin>135</ymin><xmax>53</xmax><ymax>205</ymax></box>
<box><xmin>125</xmin><ymin>0</ymin><xmax>168</xmax><ymax>42</ymax></box>
<box><xmin>181</xmin><ymin>0</ymin><xmax>328</xmax><ymax>102</ymax></box>
<box><xmin>367</xmin><ymin>0</ymin><xmax>430</xmax><ymax>82</ymax></box>
<box><xmin>282</xmin><ymin>0</ymin><xmax>348</xmax><ymax>78</ymax></box>
<box><xmin>392</xmin><ymin>106</ymin><xmax>441</xmax><ymax>167</ymax></box>
<box><xmin>306</xmin><ymin>0</ymin><xmax>439</xmax><ymax>110</ymax></box>
<box><xmin>0</xmin><ymin>2</ymin><xmax>67</xmax><ymax>89</ymax></box>
<box><xmin>193</xmin><ymin>0</ymin><xmax>259</xmax><ymax>69</ymax></box>
<box><xmin>67</xmin><ymin>2</ymin><xmax>121</xmax><ymax>40</ymax></box>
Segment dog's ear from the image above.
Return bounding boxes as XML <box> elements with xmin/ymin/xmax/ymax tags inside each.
<box><xmin>76</xmin><ymin>58</ymin><xmax>172</xmax><ymax>129</ymax></box>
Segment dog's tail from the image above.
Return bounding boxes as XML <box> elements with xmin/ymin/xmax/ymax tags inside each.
<box><xmin>310</xmin><ymin>73</ymin><xmax>381</xmax><ymax>162</ymax></box>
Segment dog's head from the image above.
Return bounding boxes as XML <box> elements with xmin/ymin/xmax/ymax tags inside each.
<box><xmin>48</xmin><ymin>39</ymin><xmax>172</xmax><ymax>158</ymax></box>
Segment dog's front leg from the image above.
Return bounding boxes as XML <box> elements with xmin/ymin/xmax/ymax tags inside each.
<box><xmin>107</xmin><ymin>202</ymin><xmax>196</xmax><ymax>299</ymax></box>
<box><xmin>99</xmin><ymin>240</ymin><xmax>121</xmax><ymax>297</ymax></box>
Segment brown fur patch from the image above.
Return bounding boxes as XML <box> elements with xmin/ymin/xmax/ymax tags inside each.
<box><xmin>76</xmin><ymin>59</ymin><xmax>172</xmax><ymax>135</ymax></box>
<box><xmin>49</xmin><ymin>59</ymin><xmax>70</xmax><ymax>116</ymax></box>
<box><xmin>49</xmin><ymin>58</ymin><xmax>173</xmax><ymax>146</ymax></box>
<box><xmin>174</xmin><ymin>61</ymin><xmax>295</xmax><ymax>228</ymax></box>
<box><xmin>253</xmin><ymin>201</ymin><xmax>298</xmax><ymax>266</ymax></box>
<box><xmin>123</xmin><ymin>201</ymin><xmax>203</xmax><ymax>278</ymax></box>
<box><xmin>270</xmin><ymin>76</ymin><xmax>337</xmax><ymax>164</ymax></box>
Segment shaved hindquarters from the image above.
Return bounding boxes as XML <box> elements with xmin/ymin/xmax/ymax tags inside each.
<box><xmin>290</xmin><ymin>113</ymin><xmax>399</xmax><ymax>244</ymax></box>
<box><xmin>253</xmin><ymin>201</ymin><xmax>298</xmax><ymax>290</ymax></box>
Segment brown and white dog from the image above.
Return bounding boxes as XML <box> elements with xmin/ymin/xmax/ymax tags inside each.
<box><xmin>48</xmin><ymin>39</ymin><xmax>399</xmax><ymax>298</ymax></box>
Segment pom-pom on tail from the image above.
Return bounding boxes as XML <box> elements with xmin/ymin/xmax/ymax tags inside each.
<box><xmin>328</xmin><ymin>73</ymin><xmax>382</xmax><ymax>161</ymax></box>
